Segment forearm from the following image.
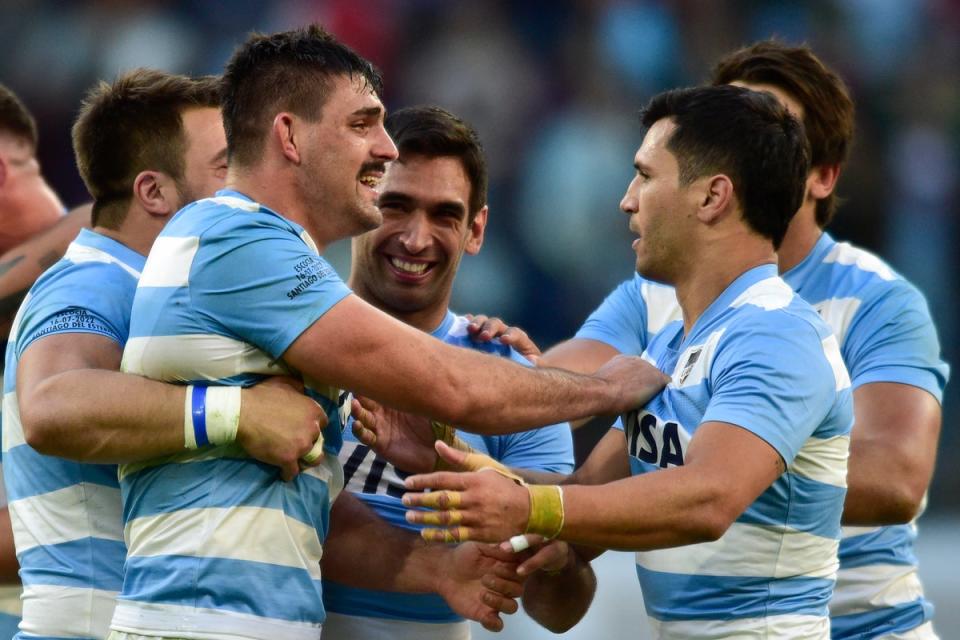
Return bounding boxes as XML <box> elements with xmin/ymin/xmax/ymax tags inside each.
<box><xmin>522</xmin><ymin>546</ymin><xmax>596</xmax><ymax>633</ymax></box>
<box><xmin>23</xmin><ymin>369</ymin><xmax>185</xmax><ymax>463</ymax></box>
<box><xmin>0</xmin><ymin>508</ymin><xmax>19</xmax><ymax>584</ymax></box>
<box><xmin>322</xmin><ymin>493</ymin><xmax>441</xmax><ymax>593</ymax></box>
<box><xmin>540</xmin><ymin>338</ymin><xmax>621</xmax><ymax>374</ymax></box>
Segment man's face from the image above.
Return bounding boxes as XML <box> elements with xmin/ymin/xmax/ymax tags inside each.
<box><xmin>620</xmin><ymin>118</ymin><xmax>693</xmax><ymax>283</ymax></box>
<box><xmin>174</xmin><ymin>107</ymin><xmax>228</xmax><ymax>209</ymax></box>
<box><xmin>351</xmin><ymin>154</ymin><xmax>486</xmax><ymax>316</ymax></box>
<box><xmin>0</xmin><ymin>134</ymin><xmax>63</xmax><ymax>253</ymax></box>
<box><xmin>301</xmin><ymin>75</ymin><xmax>398</xmax><ymax>242</ymax></box>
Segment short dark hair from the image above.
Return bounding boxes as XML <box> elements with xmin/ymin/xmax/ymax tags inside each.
<box><xmin>385</xmin><ymin>106</ymin><xmax>488</xmax><ymax>219</ymax></box>
<box><xmin>711</xmin><ymin>40</ymin><xmax>855</xmax><ymax>227</ymax></box>
<box><xmin>0</xmin><ymin>83</ymin><xmax>38</xmax><ymax>149</ymax></box>
<box><xmin>641</xmin><ymin>85</ymin><xmax>810</xmax><ymax>249</ymax></box>
<box><xmin>71</xmin><ymin>69</ymin><xmax>220</xmax><ymax>229</ymax></box>
<box><xmin>222</xmin><ymin>24</ymin><xmax>383</xmax><ymax>168</ymax></box>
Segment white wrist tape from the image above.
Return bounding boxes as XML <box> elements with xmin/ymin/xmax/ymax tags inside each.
<box><xmin>184</xmin><ymin>385</ymin><xmax>242</xmax><ymax>449</ymax></box>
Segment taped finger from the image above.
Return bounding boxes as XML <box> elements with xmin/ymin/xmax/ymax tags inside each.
<box><xmin>300</xmin><ymin>434</ymin><xmax>325</xmax><ymax>465</ymax></box>
<box><xmin>416</xmin><ymin>489</ymin><xmax>462</xmax><ymax>509</ymax></box>
<box><xmin>421</xmin><ymin>526</ymin><xmax>471</xmax><ymax>543</ymax></box>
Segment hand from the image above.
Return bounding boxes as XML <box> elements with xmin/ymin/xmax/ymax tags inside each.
<box><xmin>466</xmin><ymin>314</ymin><xmax>542</xmax><ymax>364</ymax></box>
<box><xmin>500</xmin><ymin>535</ymin><xmax>571</xmax><ymax>577</ymax></box>
<box><xmin>237</xmin><ymin>376</ymin><xmax>328</xmax><ymax>481</ymax></box>
<box><xmin>350</xmin><ymin>396</ymin><xmax>440</xmax><ymax>473</ymax></box>
<box><xmin>403</xmin><ymin>469</ymin><xmax>530</xmax><ymax>544</ymax></box>
<box><xmin>593</xmin><ymin>354</ymin><xmax>671</xmax><ymax>414</ymax></box>
<box><xmin>436</xmin><ymin>541</ymin><xmax>525</xmax><ymax>632</ymax></box>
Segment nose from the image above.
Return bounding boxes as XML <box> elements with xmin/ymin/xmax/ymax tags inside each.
<box><xmin>620</xmin><ymin>177</ymin><xmax>639</xmax><ymax>214</ymax></box>
<box><xmin>373</xmin><ymin>125</ymin><xmax>399</xmax><ymax>162</ymax></box>
<box><xmin>399</xmin><ymin>212</ymin><xmax>431</xmax><ymax>254</ymax></box>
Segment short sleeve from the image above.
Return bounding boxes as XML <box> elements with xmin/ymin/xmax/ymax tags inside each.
<box><xmin>842</xmin><ymin>281</ymin><xmax>949</xmax><ymax>402</ymax></box>
<box><xmin>190</xmin><ymin>218</ymin><xmax>352</xmax><ymax>360</ymax></box>
<box><xmin>702</xmin><ymin>320</ymin><xmax>841</xmax><ymax>464</ymax></box>
<box><xmin>575</xmin><ymin>275</ymin><xmax>649</xmax><ymax>354</ymax></box>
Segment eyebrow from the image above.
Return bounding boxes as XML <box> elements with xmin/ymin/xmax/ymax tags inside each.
<box><xmin>379</xmin><ymin>191</ymin><xmax>468</xmax><ymax>217</ymax></box>
<box><xmin>351</xmin><ymin>105</ymin><xmax>384</xmax><ymax>118</ymax></box>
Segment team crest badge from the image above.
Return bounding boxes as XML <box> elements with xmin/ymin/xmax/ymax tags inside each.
<box><xmin>676</xmin><ymin>347</ymin><xmax>702</xmax><ymax>385</ymax></box>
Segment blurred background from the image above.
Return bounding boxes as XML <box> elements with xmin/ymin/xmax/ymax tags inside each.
<box><xmin>1</xmin><ymin>0</ymin><xmax>956</xmax><ymax>636</ymax></box>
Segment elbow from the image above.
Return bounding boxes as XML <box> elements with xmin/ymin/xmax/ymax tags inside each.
<box><xmin>20</xmin><ymin>403</ymin><xmax>57</xmax><ymax>455</ymax></box>
<box><xmin>875</xmin><ymin>485</ymin><xmax>927</xmax><ymax>525</ymax></box>
<box><xmin>686</xmin><ymin>494</ymin><xmax>740</xmax><ymax>543</ymax></box>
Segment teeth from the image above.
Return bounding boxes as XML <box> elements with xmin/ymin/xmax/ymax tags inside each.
<box><xmin>390</xmin><ymin>257</ymin><xmax>428</xmax><ymax>274</ymax></box>
<box><xmin>359</xmin><ymin>175</ymin><xmax>380</xmax><ymax>187</ymax></box>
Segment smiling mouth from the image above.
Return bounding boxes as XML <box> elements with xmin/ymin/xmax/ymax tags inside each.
<box><xmin>359</xmin><ymin>174</ymin><xmax>381</xmax><ymax>189</ymax></box>
<box><xmin>387</xmin><ymin>256</ymin><xmax>434</xmax><ymax>277</ymax></box>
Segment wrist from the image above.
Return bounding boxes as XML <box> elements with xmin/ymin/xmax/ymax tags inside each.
<box><xmin>525</xmin><ymin>485</ymin><xmax>565</xmax><ymax>539</ymax></box>
<box><xmin>183</xmin><ymin>385</ymin><xmax>242</xmax><ymax>449</ymax></box>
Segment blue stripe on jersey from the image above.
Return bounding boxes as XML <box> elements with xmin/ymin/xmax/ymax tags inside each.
<box><xmin>0</xmin><ymin>614</ymin><xmax>19</xmax><ymax>639</ymax></box>
<box><xmin>120</xmin><ymin>555</ymin><xmax>324</xmax><ymax>623</ymax></box>
<box><xmin>323</xmin><ymin>312</ymin><xmax>574</xmax><ymax>623</ymax></box>
<box><xmin>2</xmin><ymin>444</ymin><xmax>118</xmax><ymax>501</ymax></box>
<box><xmin>18</xmin><ymin>538</ymin><xmax>125</xmax><ymax>590</ymax></box>
<box><xmin>831</xmin><ymin>598</ymin><xmax>932</xmax><ymax>640</ymax></box>
<box><xmin>636</xmin><ymin>566</ymin><xmax>832</xmax><ymax>621</ymax></box>
<box><xmin>1</xmin><ymin>229</ymin><xmax>141</xmax><ymax>638</ymax></box>
<box><xmin>741</xmin><ymin>473</ymin><xmax>845</xmax><ymax>539</ymax></box>
<box><xmin>121</xmin><ymin>455</ymin><xmax>331</xmax><ymax>530</ymax></box>
<box><xmin>838</xmin><ymin>524</ymin><xmax>917</xmax><ymax>568</ymax></box>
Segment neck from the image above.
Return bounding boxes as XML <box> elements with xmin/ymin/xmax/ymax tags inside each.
<box><xmin>673</xmin><ymin>235</ymin><xmax>776</xmax><ymax>335</ymax></box>
<box><xmin>777</xmin><ymin>203</ymin><xmax>822</xmax><ymax>274</ymax></box>
<box><xmin>92</xmin><ymin>224</ymin><xmax>149</xmax><ymax>257</ymax></box>
<box><xmin>347</xmin><ymin>276</ymin><xmax>451</xmax><ymax>334</ymax></box>
<box><xmin>227</xmin><ymin>167</ymin><xmax>330</xmax><ymax>254</ymax></box>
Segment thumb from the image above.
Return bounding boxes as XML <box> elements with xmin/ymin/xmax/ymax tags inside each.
<box><xmin>435</xmin><ymin>440</ymin><xmax>470</xmax><ymax>470</ymax></box>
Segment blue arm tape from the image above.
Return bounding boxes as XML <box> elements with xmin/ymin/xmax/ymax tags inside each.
<box><xmin>191</xmin><ymin>385</ymin><xmax>209</xmax><ymax>447</ymax></box>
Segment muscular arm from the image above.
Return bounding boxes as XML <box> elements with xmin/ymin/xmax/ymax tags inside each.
<box><xmin>0</xmin><ymin>205</ymin><xmax>90</xmax><ymax>336</ymax></box>
<box><xmin>521</xmin><ymin>544</ymin><xmax>596</xmax><ymax>633</ymax></box>
<box><xmin>0</xmin><ymin>508</ymin><xmax>18</xmax><ymax>583</ymax></box>
<box><xmin>842</xmin><ymin>382</ymin><xmax>941</xmax><ymax>525</ymax></box>
<box><xmin>284</xmin><ymin>295</ymin><xmax>666</xmax><ymax>435</ymax></box>
<box><xmin>539</xmin><ymin>337</ymin><xmax>622</xmax><ymax>375</ymax></box>
<box><xmin>17</xmin><ymin>333</ymin><xmax>327</xmax><ymax>478</ymax></box>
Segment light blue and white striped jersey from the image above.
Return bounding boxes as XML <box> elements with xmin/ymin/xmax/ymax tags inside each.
<box><xmin>784</xmin><ymin>233</ymin><xmax>948</xmax><ymax>640</ymax></box>
<box><xmin>115</xmin><ymin>190</ymin><xmax>352</xmax><ymax>640</ymax></box>
<box><xmin>611</xmin><ymin>264</ymin><xmax>853</xmax><ymax>639</ymax></box>
<box><xmin>579</xmin><ymin>234</ymin><xmax>949</xmax><ymax>639</ymax></box>
<box><xmin>323</xmin><ymin>311</ymin><xmax>574</xmax><ymax>624</ymax></box>
<box><xmin>2</xmin><ymin>229</ymin><xmax>143</xmax><ymax>639</ymax></box>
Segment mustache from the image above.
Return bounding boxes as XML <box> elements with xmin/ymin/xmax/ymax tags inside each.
<box><xmin>357</xmin><ymin>162</ymin><xmax>386</xmax><ymax>178</ymax></box>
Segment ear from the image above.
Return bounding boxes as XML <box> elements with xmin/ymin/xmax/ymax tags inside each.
<box><xmin>273</xmin><ymin>113</ymin><xmax>301</xmax><ymax>164</ymax></box>
<box><xmin>464</xmin><ymin>205</ymin><xmax>488</xmax><ymax>255</ymax></box>
<box><xmin>696</xmin><ymin>174</ymin><xmax>735</xmax><ymax>225</ymax></box>
<box><xmin>807</xmin><ymin>163</ymin><xmax>841</xmax><ymax>200</ymax></box>
<box><xmin>132</xmin><ymin>170</ymin><xmax>177</xmax><ymax>217</ymax></box>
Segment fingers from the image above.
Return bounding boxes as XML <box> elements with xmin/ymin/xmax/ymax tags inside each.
<box><xmin>410</xmin><ymin>489</ymin><xmax>462</xmax><ymax>510</ymax></box>
<box><xmin>420</xmin><ymin>509</ymin><xmax>464</xmax><ymax>526</ymax></box>
<box><xmin>482</xmin><ymin>572</ymin><xmax>524</xmax><ymax>599</ymax></box>
<box><xmin>419</xmin><ymin>526</ymin><xmax>474</xmax><ymax>543</ymax></box>
<box><xmin>479</xmin><ymin>611</ymin><xmax>504</xmax><ymax>633</ymax></box>
<box><xmin>435</xmin><ymin>440</ymin><xmax>470</xmax><ymax>469</ymax></box>
<box><xmin>517</xmin><ymin>540</ymin><xmax>569</xmax><ymax>576</ymax></box>
<box><xmin>483</xmin><ymin>589</ymin><xmax>519</xmax><ymax>615</ymax></box>
<box><xmin>280</xmin><ymin>460</ymin><xmax>300</xmax><ymax>482</ymax></box>
<box><xmin>403</xmin><ymin>471</ymin><xmax>467</xmax><ymax>493</ymax></box>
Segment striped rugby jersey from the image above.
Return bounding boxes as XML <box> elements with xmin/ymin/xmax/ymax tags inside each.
<box><xmin>610</xmin><ymin>264</ymin><xmax>853</xmax><ymax>639</ymax></box>
<box><xmin>323</xmin><ymin>312</ymin><xmax>574</xmax><ymax>625</ymax></box>
<box><xmin>114</xmin><ymin>190</ymin><xmax>352</xmax><ymax>640</ymax></box>
<box><xmin>578</xmin><ymin>233</ymin><xmax>948</xmax><ymax>639</ymax></box>
<box><xmin>2</xmin><ymin>229</ymin><xmax>144</xmax><ymax>639</ymax></box>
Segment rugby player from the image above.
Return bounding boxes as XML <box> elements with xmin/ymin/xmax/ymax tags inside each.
<box><xmin>404</xmin><ymin>85</ymin><xmax>854</xmax><ymax>639</ymax></box>
<box><xmin>114</xmin><ymin>25</ymin><xmax>663</xmax><ymax>639</ymax></box>
<box><xmin>320</xmin><ymin>105</ymin><xmax>579</xmax><ymax>640</ymax></box>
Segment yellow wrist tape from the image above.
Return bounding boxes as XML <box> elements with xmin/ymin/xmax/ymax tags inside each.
<box><xmin>525</xmin><ymin>485</ymin><xmax>564</xmax><ymax>539</ymax></box>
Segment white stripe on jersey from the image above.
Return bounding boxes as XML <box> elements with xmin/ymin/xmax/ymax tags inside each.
<box><xmin>640</xmin><ymin>280</ymin><xmax>682</xmax><ymax>335</ymax></box>
<box><xmin>647</xmin><ymin>612</ymin><xmax>829</xmax><ymax>640</ymax></box>
<box><xmin>824</xmin><ymin>242</ymin><xmax>896</xmax><ymax>281</ymax></box>
<box><xmin>813</xmin><ymin>297</ymin><xmax>862</xmax><ymax>345</ymax></box>
<box><xmin>822</xmin><ymin>335</ymin><xmax>852</xmax><ymax>391</ymax></box>
<box><xmin>123</xmin><ymin>333</ymin><xmax>290</xmax><ymax>381</ymax></box>
<box><xmin>788</xmin><ymin>435</ymin><xmax>850</xmax><ymax>487</ymax></box>
<box><xmin>10</xmin><ymin>483</ymin><xmax>123</xmax><ymax>551</ymax></box>
<box><xmin>322</xmin><ymin>613</ymin><xmax>469</xmax><ymax>640</ymax></box>
<box><xmin>635</xmin><ymin>521</ymin><xmax>839</xmax><ymax>580</ymax></box>
<box><xmin>1</xmin><ymin>392</ymin><xmax>25</xmax><ymax>452</ymax></box>
<box><xmin>21</xmin><ymin>584</ymin><xmax>117</xmax><ymax>639</ymax></box>
<box><xmin>730</xmin><ymin>276</ymin><xmax>794</xmax><ymax>310</ymax></box>
<box><xmin>63</xmin><ymin>243</ymin><xmax>142</xmax><ymax>279</ymax></box>
<box><xmin>668</xmin><ymin>329</ymin><xmax>724</xmax><ymax>389</ymax></box>
<box><xmin>831</xmin><ymin>564</ymin><xmax>925</xmax><ymax>616</ymax></box>
<box><xmin>125</xmin><ymin>506</ymin><xmax>325</xmax><ymax>581</ymax></box>
<box><xmin>136</xmin><ymin>236</ymin><xmax>198</xmax><ymax>287</ymax></box>
<box><xmin>110</xmin><ymin>600</ymin><xmax>322</xmax><ymax>640</ymax></box>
